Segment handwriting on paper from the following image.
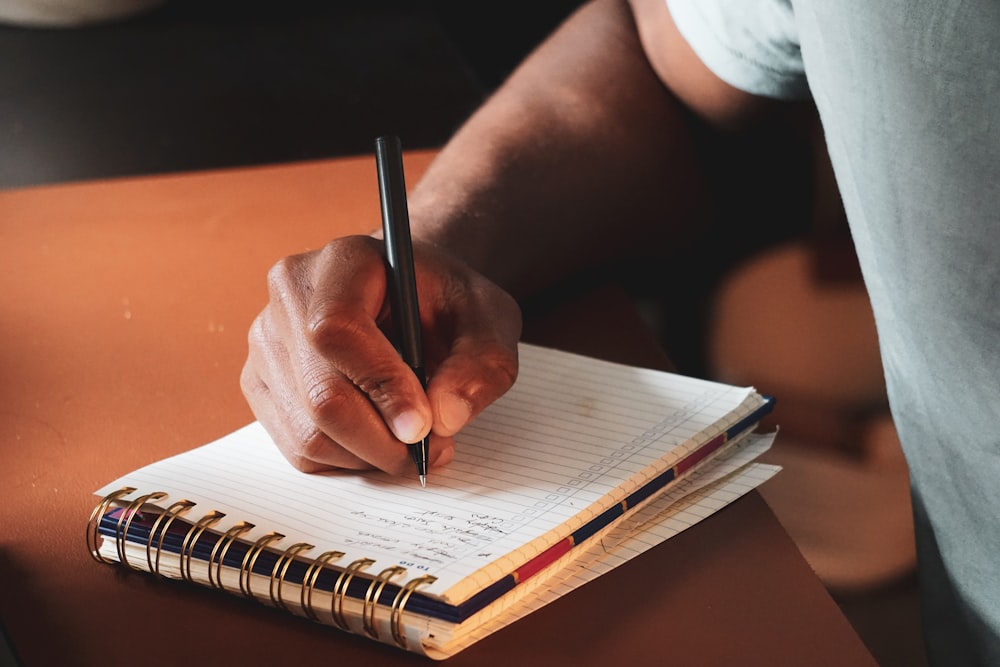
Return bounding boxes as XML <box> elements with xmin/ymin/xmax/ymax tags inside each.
<box><xmin>345</xmin><ymin>509</ymin><xmax>511</xmax><ymax>565</ymax></box>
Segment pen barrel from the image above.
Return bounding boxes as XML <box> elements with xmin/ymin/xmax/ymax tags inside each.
<box><xmin>375</xmin><ymin>135</ymin><xmax>424</xmax><ymax>370</ymax></box>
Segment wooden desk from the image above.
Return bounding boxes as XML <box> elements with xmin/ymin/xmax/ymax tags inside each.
<box><xmin>0</xmin><ymin>154</ymin><xmax>875</xmax><ymax>666</ymax></box>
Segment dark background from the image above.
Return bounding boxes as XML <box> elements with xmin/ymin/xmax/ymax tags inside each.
<box><xmin>0</xmin><ymin>0</ymin><xmax>580</xmax><ymax>189</ymax></box>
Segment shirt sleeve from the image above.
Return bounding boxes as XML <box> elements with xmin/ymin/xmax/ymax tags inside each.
<box><xmin>666</xmin><ymin>0</ymin><xmax>810</xmax><ymax>100</ymax></box>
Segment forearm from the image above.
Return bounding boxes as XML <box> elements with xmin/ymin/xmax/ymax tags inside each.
<box><xmin>407</xmin><ymin>0</ymin><xmax>709</xmax><ymax>298</ymax></box>
<box><xmin>245</xmin><ymin>0</ymin><xmax>785</xmax><ymax>476</ymax></box>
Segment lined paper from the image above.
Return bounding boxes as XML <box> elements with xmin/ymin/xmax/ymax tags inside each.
<box><xmin>98</xmin><ymin>343</ymin><xmax>768</xmax><ymax>603</ymax></box>
<box><xmin>435</xmin><ymin>434</ymin><xmax>781</xmax><ymax>657</ymax></box>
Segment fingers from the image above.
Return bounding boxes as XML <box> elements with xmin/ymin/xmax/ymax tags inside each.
<box><xmin>241</xmin><ymin>235</ymin><xmax>523</xmax><ymax>477</ymax></box>
<box><xmin>424</xmin><ymin>274</ymin><xmax>523</xmax><ymax>437</ymax></box>
<box><xmin>244</xmin><ymin>238</ymin><xmax>435</xmax><ymax>474</ymax></box>
<box><xmin>242</xmin><ymin>297</ymin><xmax>375</xmax><ymax>472</ymax></box>
<box><xmin>428</xmin><ymin>341</ymin><xmax>520</xmax><ymax>437</ymax></box>
<box><xmin>240</xmin><ymin>328</ymin><xmax>369</xmax><ymax>473</ymax></box>
<box><xmin>303</xmin><ymin>239</ymin><xmax>434</xmax><ymax>446</ymax></box>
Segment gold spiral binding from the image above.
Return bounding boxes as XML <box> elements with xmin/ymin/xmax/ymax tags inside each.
<box><xmin>180</xmin><ymin>510</ymin><xmax>225</xmax><ymax>583</ymax></box>
<box><xmin>147</xmin><ymin>499</ymin><xmax>196</xmax><ymax>577</ymax></box>
<box><xmin>300</xmin><ymin>550</ymin><xmax>346</xmax><ymax>622</ymax></box>
<box><xmin>390</xmin><ymin>574</ymin><xmax>438</xmax><ymax>650</ymax></box>
<box><xmin>239</xmin><ymin>531</ymin><xmax>285</xmax><ymax>602</ymax></box>
<box><xmin>269</xmin><ymin>542</ymin><xmax>315</xmax><ymax>612</ymax></box>
<box><xmin>207</xmin><ymin>521</ymin><xmax>255</xmax><ymax>590</ymax></box>
<box><xmin>362</xmin><ymin>566</ymin><xmax>407</xmax><ymax>639</ymax></box>
<box><xmin>115</xmin><ymin>491</ymin><xmax>167</xmax><ymax>570</ymax></box>
<box><xmin>86</xmin><ymin>487</ymin><xmax>137</xmax><ymax>563</ymax></box>
<box><xmin>90</xmin><ymin>489</ymin><xmax>442</xmax><ymax>650</ymax></box>
<box><xmin>331</xmin><ymin>557</ymin><xmax>375</xmax><ymax>631</ymax></box>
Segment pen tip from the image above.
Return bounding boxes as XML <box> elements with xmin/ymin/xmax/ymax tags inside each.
<box><xmin>419</xmin><ymin>474</ymin><xmax>427</xmax><ymax>488</ymax></box>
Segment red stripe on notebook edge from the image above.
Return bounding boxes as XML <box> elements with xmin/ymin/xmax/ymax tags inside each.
<box><xmin>515</xmin><ymin>432</ymin><xmax>730</xmax><ymax>590</ymax></box>
<box><xmin>675</xmin><ymin>432</ymin><xmax>727</xmax><ymax>476</ymax></box>
<box><xmin>512</xmin><ymin>537</ymin><xmax>575</xmax><ymax>584</ymax></box>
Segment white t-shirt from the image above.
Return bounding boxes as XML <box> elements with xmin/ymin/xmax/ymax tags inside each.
<box><xmin>668</xmin><ymin>0</ymin><xmax>1000</xmax><ymax>663</ymax></box>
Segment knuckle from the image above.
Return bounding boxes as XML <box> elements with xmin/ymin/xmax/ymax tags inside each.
<box><xmin>265</xmin><ymin>253</ymin><xmax>315</xmax><ymax>311</ymax></box>
<box><xmin>284</xmin><ymin>422</ymin><xmax>343</xmax><ymax>473</ymax></box>
<box><xmin>238</xmin><ymin>362</ymin><xmax>258</xmax><ymax>397</ymax></box>
<box><xmin>265</xmin><ymin>255</ymin><xmax>297</xmax><ymax>294</ymax></box>
<box><xmin>352</xmin><ymin>359</ymin><xmax>410</xmax><ymax>408</ymax></box>
<box><xmin>303</xmin><ymin>375</ymin><xmax>352</xmax><ymax>424</ymax></box>
<box><xmin>306</xmin><ymin>305</ymin><xmax>363</xmax><ymax>351</ymax></box>
<box><xmin>284</xmin><ymin>450</ymin><xmax>322</xmax><ymax>473</ymax></box>
<box><xmin>277</xmin><ymin>418</ymin><xmax>341</xmax><ymax>473</ymax></box>
<box><xmin>355</xmin><ymin>373</ymin><xmax>394</xmax><ymax>405</ymax></box>
<box><xmin>245</xmin><ymin>310</ymin><xmax>269</xmax><ymax>349</ymax></box>
<box><xmin>296</xmin><ymin>428</ymin><xmax>332</xmax><ymax>465</ymax></box>
<box><xmin>475</xmin><ymin>342</ymin><xmax>520</xmax><ymax>391</ymax></box>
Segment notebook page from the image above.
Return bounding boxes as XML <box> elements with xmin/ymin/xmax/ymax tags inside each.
<box><xmin>423</xmin><ymin>434</ymin><xmax>780</xmax><ymax>658</ymax></box>
<box><xmin>428</xmin><ymin>434</ymin><xmax>781</xmax><ymax>658</ymax></box>
<box><xmin>97</xmin><ymin>343</ymin><xmax>765</xmax><ymax>602</ymax></box>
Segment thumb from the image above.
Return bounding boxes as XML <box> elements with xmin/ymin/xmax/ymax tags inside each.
<box><xmin>427</xmin><ymin>339</ymin><xmax>519</xmax><ymax>437</ymax></box>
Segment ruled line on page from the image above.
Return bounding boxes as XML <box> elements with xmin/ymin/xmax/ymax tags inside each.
<box><xmin>97</xmin><ymin>343</ymin><xmax>765</xmax><ymax>600</ymax></box>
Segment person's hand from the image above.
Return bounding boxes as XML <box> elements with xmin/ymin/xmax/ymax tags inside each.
<box><xmin>241</xmin><ymin>234</ymin><xmax>522</xmax><ymax>475</ymax></box>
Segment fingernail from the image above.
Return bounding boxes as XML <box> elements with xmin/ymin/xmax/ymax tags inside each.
<box><xmin>392</xmin><ymin>410</ymin><xmax>427</xmax><ymax>444</ymax></box>
<box><xmin>438</xmin><ymin>394</ymin><xmax>472</xmax><ymax>435</ymax></box>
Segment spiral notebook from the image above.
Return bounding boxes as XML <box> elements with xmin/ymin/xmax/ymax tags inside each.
<box><xmin>87</xmin><ymin>343</ymin><xmax>776</xmax><ymax>659</ymax></box>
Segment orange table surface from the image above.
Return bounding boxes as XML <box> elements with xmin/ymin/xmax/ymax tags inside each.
<box><xmin>0</xmin><ymin>152</ymin><xmax>875</xmax><ymax>666</ymax></box>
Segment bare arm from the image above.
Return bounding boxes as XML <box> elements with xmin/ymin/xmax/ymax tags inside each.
<box><xmin>242</xmin><ymin>0</ymin><xmax>781</xmax><ymax>475</ymax></box>
<box><xmin>408</xmin><ymin>0</ymin><xmax>775</xmax><ymax>297</ymax></box>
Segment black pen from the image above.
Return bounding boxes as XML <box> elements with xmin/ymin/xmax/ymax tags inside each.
<box><xmin>375</xmin><ymin>135</ymin><xmax>429</xmax><ymax>487</ymax></box>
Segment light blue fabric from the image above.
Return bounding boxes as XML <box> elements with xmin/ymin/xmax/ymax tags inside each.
<box><xmin>668</xmin><ymin>1</ymin><xmax>1000</xmax><ymax>664</ymax></box>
